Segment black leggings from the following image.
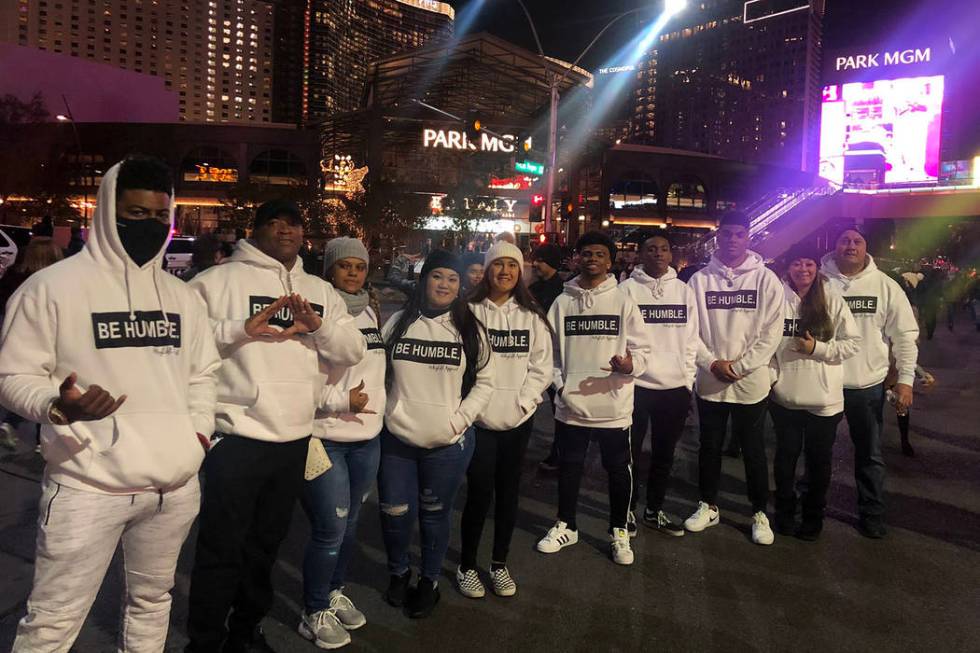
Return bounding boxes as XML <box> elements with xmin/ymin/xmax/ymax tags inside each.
<box><xmin>460</xmin><ymin>420</ymin><xmax>534</xmax><ymax>570</ymax></box>
<box><xmin>770</xmin><ymin>403</ymin><xmax>842</xmax><ymax>522</ymax></box>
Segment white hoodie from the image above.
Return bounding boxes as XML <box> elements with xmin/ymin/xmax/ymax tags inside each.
<box><xmin>619</xmin><ymin>265</ymin><xmax>699</xmax><ymax>391</ymax></box>
<box><xmin>469</xmin><ymin>297</ymin><xmax>553</xmax><ymax>431</ymax></box>
<box><xmin>313</xmin><ymin>307</ymin><xmax>385</xmax><ymax>443</ymax></box>
<box><xmin>820</xmin><ymin>253</ymin><xmax>919</xmax><ymax>388</ymax></box>
<box><xmin>690</xmin><ymin>251</ymin><xmax>784</xmax><ymax>404</ymax></box>
<box><xmin>188</xmin><ymin>240</ymin><xmax>365</xmax><ymax>442</ymax></box>
<box><xmin>770</xmin><ymin>281</ymin><xmax>862</xmax><ymax>415</ymax></box>
<box><xmin>382</xmin><ymin>309</ymin><xmax>495</xmax><ymax>448</ymax></box>
<box><xmin>0</xmin><ymin>162</ymin><xmax>220</xmax><ymax>494</ymax></box>
<box><xmin>549</xmin><ymin>275</ymin><xmax>650</xmax><ymax>429</ymax></box>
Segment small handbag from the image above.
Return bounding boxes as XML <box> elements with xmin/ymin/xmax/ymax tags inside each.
<box><xmin>304</xmin><ymin>438</ymin><xmax>333</xmax><ymax>481</ymax></box>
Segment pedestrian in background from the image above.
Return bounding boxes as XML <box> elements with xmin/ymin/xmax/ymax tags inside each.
<box><xmin>458</xmin><ymin>241</ymin><xmax>552</xmax><ymax>599</ymax></box>
<box><xmin>378</xmin><ymin>249</ymin><xmax>494</xmax><ymax>619</ymax></box>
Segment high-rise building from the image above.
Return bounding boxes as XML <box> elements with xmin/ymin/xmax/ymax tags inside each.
<box><xmin>629</xmin><ymin>0</ymin><xmax>823</xmax><ymax>171</ymax></box>
<box><xmin>272</xmin><ymin>0</ymin><xmax>454</xmax><ymax>124</ymax></box>
<box><xmin>0</xmin><ymin>0</ymin><xmax>275</xmax><ymax>124</ymax></box>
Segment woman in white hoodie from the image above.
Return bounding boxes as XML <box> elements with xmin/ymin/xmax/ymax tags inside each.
<box><xmin>770</xmin><ymin>243</ymin><xmax>860</xmax><ymax>541</ymax></box>
<box><xmin>379</xmin><ymin>250</ymin><xmax>494</xmax><ymax>619</ymax></box>
<box><xmin>456</xmin><ymin>241</ymin><xmax>553</xmax><ymax>600</ymax></box>
<box><xmin>298</xmin><ymin>238</ymin><xmax>385</xmax><ymax>650</ymax></box>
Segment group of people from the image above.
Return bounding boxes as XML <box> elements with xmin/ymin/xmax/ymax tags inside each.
<box><xmin>0</xmin><ymin>155</ymin><xmax>920</xmax><ymax>653</ymax></box>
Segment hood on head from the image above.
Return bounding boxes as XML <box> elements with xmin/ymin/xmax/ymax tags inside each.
<box><xmin>85</xmin><ymin>160</ymin><xmax>174</xmax><ymax>270</ymax></box>
<box><xmin>630</xmin><ymin>264</ymin><xmax>677</xmax><ymax>285</ymax></box>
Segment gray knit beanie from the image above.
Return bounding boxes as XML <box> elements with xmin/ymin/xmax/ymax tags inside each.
<box><xmin>323</xmin><ymin>237</ymin><xmax>369</xmax><ymax>273</ymax></box>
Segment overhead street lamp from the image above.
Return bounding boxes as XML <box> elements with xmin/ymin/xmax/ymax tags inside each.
<box><xmin>513</xmin><ymin>0</ymin><xmax>688</xmax><ymax>237</ymax></box>
<box><xmin>57</xmin><ymin>95</ymin><xmax>90</xmax><ymax>227</ymax></box>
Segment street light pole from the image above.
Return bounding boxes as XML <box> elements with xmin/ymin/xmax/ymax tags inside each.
<box><xmin>513</xmin><ymin>2</ymin><xmax>653</xmax><ymax>238</ymax></box>
<box><xmin>58</xmin><ymin>95</ymin><xmax>88</xmax><ymax>227</ymax></box>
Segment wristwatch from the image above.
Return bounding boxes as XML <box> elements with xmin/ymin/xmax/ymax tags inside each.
<box><xmin>48</xmin><ymin>400</ymin><xmax>70</xmax><ymax>426</ymax></box>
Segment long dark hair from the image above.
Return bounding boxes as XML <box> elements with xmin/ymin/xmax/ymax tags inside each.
<box><xmin>386</xmin><ymin>271</ymin><xmax>489</xmax><ymax>398</ymax></box>
<box><xmin>468</xmin><ymin>261</ymin><xmax>555</xmax><ymax>337</ymax></box>
<box><xmin>787</xmin><ymin>272</ymin><xmax>835</xmax><ymax>342</ymax></box>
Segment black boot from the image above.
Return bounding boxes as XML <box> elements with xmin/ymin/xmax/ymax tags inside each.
<box><xmin>408</xmin><ymin>577</ymin><xmax>441</xmax><ymax>619</ymax></box>
<box><xmin>795</xmin><ymin>519</ymin><xmax>823</xmax><ymax>541</ymax></box>
<box><xmin>385</xmin><ymin>570</ymin><xmax>413</xmax><ymax>607</ymax></box>
<box><xmin>774</xmin><ymin>512</ymin><xmax>797</xmax><ymax>536</ymax></box>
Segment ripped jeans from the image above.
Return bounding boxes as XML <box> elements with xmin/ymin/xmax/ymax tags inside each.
<box><xmin>302</xmin><ymin>437</ymin><xmax>381</xmax><ymax>612</ymax></box>
<box><xmin>378</xmin><ymin>428</ymin><xmax>475</xmax><ymax>582</ymax></box>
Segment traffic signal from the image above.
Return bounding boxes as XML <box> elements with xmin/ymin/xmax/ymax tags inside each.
<box><xmin>538</xmin><ymin>233</ymin><xmax>547</xmax><ymax>244</ymax></box>
<box><xmin>529</xmin><ymin>194</ymin><xmax>544</xmax><ymax>222</ymax></box>
<box><xmin>465</xmin><ymin>110</ymin><xmax>482</xmax><ymax>142</ymax></box>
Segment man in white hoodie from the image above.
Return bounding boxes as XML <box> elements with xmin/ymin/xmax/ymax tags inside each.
<box><xmin>0</xmin><ymin>155</ymin><xmax>220</xmax><ymax>652</ymax></box>
<box><xmin>685</xmin><ymin>211</ymin><xmax>784</xmax><ymax>545</ymax></box>
<box><xmin>536</xmin><ymin>231</ymin><xmax>650</xmax><ymax>566</ymax></box>
<box><xmin>619</xmin><ymin>232</ymin><xmax>698</xmax><ymax>537</ymax></box>
<box><xmin>821</xmin><ymin>226</ymin><xmax>918</xmax><ymax>539</ymax></box>
<box><xmin>185</xmin><ymin>200</ymin><xmax>366</xmax><ymax>652</ymax></box>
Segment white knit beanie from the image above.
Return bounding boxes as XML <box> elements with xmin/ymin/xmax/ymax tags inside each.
<box><xmin>484</xmin><ymin>241</ymin><xmax>524</xmax><ymax>269</ymax></box>
<box><xmin>323</xmin><ymin>236</ymin><xmax>369</xmax><ymax>272</ymax></box>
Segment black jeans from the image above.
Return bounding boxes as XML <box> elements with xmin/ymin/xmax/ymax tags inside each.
<box><xmin>770</xmin><ymin>403</ymin><xmax>842</xmax><ymax>523</ymax></box>
<box><xmin>696</xmin><ymin>397</ymin><xmax>770</xmax><ymax>513</ymax></box>
<box><xmin>460</xmin><ymin>420</ymin><xmax>534</xmax><ymax>569</ymax></box>
<box><xmin>543</xmin><ymin>386</ymin><xmax>559</xmax><ymax>463</ymax></box>
<box><xmin>843</xmin><ymin>384</ymin><xmax>886</xmax><ymax>519</ymax></box>
<box><xmin>186</xmin><ymin>435</ymin><xmax>308</xmax><ymax>652</ymax></box>
<box><xmin>557</xmin><ymin>422</ymin><xmax>632</xmax><ymax>531</ymax></box>
<box><xmin>630</xmin><ymin>386</ymin><xmax>691</xmax><ymax>512</ymax></box>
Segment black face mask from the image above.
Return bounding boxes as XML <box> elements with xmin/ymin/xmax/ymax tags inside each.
<box><xmin>116</xmin><ymin>216</ymin><xmax>170</xmax><ymax>267</ymax></box>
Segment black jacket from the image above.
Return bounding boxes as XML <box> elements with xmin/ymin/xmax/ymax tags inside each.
<box><xmin>529</xmin><ymin>273</ymin><xmax>564</xmax><ymax>312</ymax></box>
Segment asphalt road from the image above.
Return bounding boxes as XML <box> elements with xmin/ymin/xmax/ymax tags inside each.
<box><xmin>0</xmin><ymin>310</ymin><xmax>977</xmax><ymax>652</ymax></box>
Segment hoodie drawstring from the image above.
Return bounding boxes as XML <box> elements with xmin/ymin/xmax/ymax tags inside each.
<box><xmin>124</xmin><ymin>263</ymin><xmax>136</xmax><ymax>321</ymax></box>
<box><xmin>152</xmin><ymin>268</ymin><xmax>171</xmax><ymax>329</ymax></box>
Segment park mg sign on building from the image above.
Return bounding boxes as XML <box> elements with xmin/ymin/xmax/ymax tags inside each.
<box><xmin>422</xmin><ymin>128</ymin><xmax>517</xmax><ymax>153</ymax></box>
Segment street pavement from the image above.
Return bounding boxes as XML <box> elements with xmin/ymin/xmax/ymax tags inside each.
<box><xmin>0</xmin><ymin>310</ymin><xmax>977</xmax><ymax>652</ymax></box>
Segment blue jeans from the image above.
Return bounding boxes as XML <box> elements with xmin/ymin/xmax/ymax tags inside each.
<box><xmin>843</xmin><ymin>384</ymin><xmax>886</xmax><ymax>519</ymax></box>
<box><xmin>378</xmin><ymin>428</ymin><xmax>475</xmax><ymax>581</ymax></box>
<box><xmin>302</xmin><ymin>437</ymin><xmax>381</xmax><ymax>612</ymax></box>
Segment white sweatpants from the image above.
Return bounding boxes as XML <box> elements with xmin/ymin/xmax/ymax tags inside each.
<box><xmin>13</xmin><ymin>476</ymin><xmax>200</xmax><ymax>653</ymax></box>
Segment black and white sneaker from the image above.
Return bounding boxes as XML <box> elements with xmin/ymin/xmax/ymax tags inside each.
<box><xmin>490</xmin><ymin>567</ymin><xmax>517</xmax><ymax>597</ymax></box>
<box><xmin>455</xmin><ymin>566</ymin><xmax>486</xmax><ymax>599</ymax></box>
<box><xmin>536</xmin><ymin>520</ymin><xmax>579</xmax><ymax>553</ymax></box>
<box><xmin>642</xmin><ymin>508</ymin><xmax>685</xmax><ymax>537</ymax></box>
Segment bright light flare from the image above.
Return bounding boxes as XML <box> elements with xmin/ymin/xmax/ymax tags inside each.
<box><xmin>56</xmin><ymin>114</ymin><xmax>70</xmax><ymax>121</ymax></box>
<box><xmin>665</xmin><ymin>0</ymin><xmax>687</xmax><ymax>17</ymax></box>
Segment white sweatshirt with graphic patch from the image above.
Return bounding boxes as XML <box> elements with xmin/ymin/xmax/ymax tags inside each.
<box><xmin>0</xmin><ymin>162</ymin><xmax>220</xmax><ymax>494</ymax></box>
<box><xmin>820</xmin><ymin>253</ymin><xmax>919</xmax><ymax>389</ymax></box>
<box><xmin>382</xmin><ymin>309</ymin><xmax>495</xmax><ymax>448</ymax></box>
<box><xmin>770</xmin><ymin>281</ymin><xmax>862</xmax><ymax>416</ymax></box>
<box><xmin>619</xmin><ymin>265</ymin><xmax>699</xmax><ymax>391</ymax></box>
<box><xmin>189</xmin><ymin>240</ymin><xmax>365</xmax><ymax>442</ymax></box>
<box><xmin>469</xmin><ymin>297</ymin><xmax>553</xmax><ymax>431</ymax></box>
<box><xmin>689</xmin><ymin>251</ymin><xmax>784</xmax><ymax>404</ymax></box>
<box><xmin>314</xmin><ymin>307</ymin><xmax>386</xmax><ymax>443</ymax></box>
<box><xmin>549</xmin><ymin>275</ymin><xmax>650</xmax><ymax>429</ymax></box>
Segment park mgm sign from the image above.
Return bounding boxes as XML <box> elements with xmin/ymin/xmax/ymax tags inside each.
<box><xmin>422</xmin><ymin>128</ymin><xmax>518</xmax><ymax>153</ymax></box>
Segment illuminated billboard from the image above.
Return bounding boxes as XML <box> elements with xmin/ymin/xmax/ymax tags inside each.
<box><xmin>819</xmin><ymin>75</ymin><xmax>944</xmax><ymax>185</ymax></box>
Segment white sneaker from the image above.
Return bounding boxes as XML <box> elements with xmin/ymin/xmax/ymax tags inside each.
<box><xmin>751</xmin><ymin>511</ymin><xmax>775</xmax><ymax>546</ymax></box>
<box><xmin>298</xmin><ymin>608</ymin><xmax>351</xmax><ymax>649</ymax></box>
<box><xmin>536</xmin><ymin>520</ymin><xmax>579</xmax><ymax>553</ymax></box>
<box><xmin>609</xmin><ymin>527</ymin><xmax>634</xmax><ymax>565</ymax></box>
<box><xmin>684</xmin><ymin>501</ymin><xmax>720</xmax><ymax>532</ymax></box>
<box><xmin>328</xmin><ymin>589</ymin><xmax>366</xmax><ymax>630</ymax></box>
<box><xmin>456</xmin><ymin>566</ymin><xmax>486</xmax><ymax>598</ymax></box>
<box><xmin>490</xmin><ymin>566</ymin><xmax>517</xmax><ymax>597</ymax></box>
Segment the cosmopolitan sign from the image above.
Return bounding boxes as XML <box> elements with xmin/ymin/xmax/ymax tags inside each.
<box><xmin>835</xmin><ymin>48</ymin><xmax>931</xmax><ymax>71</ymax></box>
<box><xmin>422</xmin><ymin>128</ymin><xmax>516</xmax><ymax>153</ymax></box>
